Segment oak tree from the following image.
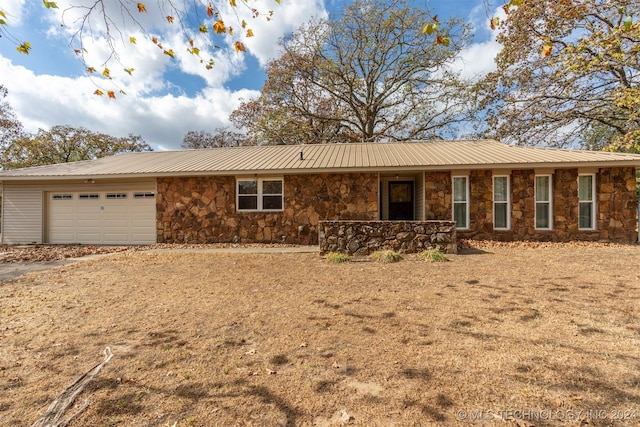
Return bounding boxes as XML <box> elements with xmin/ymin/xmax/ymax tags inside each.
<box><xmin>231</xmin><ymin>0</ymin><xmax>476</xmax><ymax>144</ymax></box>
<box><xmin>1</xmin><ymin>124</ymin><xmax>152</xmax><ymax>170</ymax></box>
<box><xmin>481</xmin><ymin>0</ymin><xmax>640</xmax><ymax>152</ymax></box>
<box><xmin>0</xmin><ymin>85</ymin><xmax>24</xmax><ymax>144</ymax></box>
<box><xmin>181</xmin><ymin>128</ymin><xmax>248</xmax><ymax>148</ymax></box>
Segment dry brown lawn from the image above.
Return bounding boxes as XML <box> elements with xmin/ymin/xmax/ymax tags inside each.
<box><xmin>1</xmin><ymin>243</ymin><xmax>639</xmax><ymax>427</ymax></box>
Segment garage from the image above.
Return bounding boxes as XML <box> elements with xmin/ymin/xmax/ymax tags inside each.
<box><xmin>47</xmin><ymin>189</ymin><xmax>156</xmax><ymax>244</ymax></box>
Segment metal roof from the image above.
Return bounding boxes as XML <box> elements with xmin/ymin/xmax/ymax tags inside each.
<box><xmin>1</xmin><ymin>140</ymin><xmax>640</xmax><ymax>180</ymax></box>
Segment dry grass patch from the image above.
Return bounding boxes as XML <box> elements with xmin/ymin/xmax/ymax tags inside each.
<box><xmin>324</xmin><ymin>252</ymin><xmax>351</xmax><ymax>263</ymax></box>
<box><xmin>370</xmin><ymin>250</ymin><xmax>403</xmax><ymax>263</ymax></box>
<box><xmin>1</xmin><ymin>244</ymin><xmax>639</xmax><ymax>426</ymax></box>
<box><xmin>418</xmin><ymin>248</ymin><xmax>449</xmax><ymax>262</ymax></box>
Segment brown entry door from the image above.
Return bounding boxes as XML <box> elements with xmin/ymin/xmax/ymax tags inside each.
<box><xmin>389</xmin><ymin>181</ymin><xmax>414</xmax><ymax>220</ymax></box>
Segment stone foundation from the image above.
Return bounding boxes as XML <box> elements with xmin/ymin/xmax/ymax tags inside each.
<box><xmin>318</xmin><ymin>221</ymin><xmax>457</xmax><ymax>256</ymax></box>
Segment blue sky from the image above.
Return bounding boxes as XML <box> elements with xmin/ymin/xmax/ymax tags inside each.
<box><xmin>0</xmin><ymin>0</ymin><xmax>502</xmax><ymax>150</ymax></box>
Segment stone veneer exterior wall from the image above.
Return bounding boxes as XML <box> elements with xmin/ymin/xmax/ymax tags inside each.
<box><xmin>318</xmin><ymin>220</ymin><xmax>457</xmax><ymax>255</ymax></box>
<box><xmin>424</xmin><ymin>171</ymin><xmax>452</xmax><ymax>220</ymax></box>
<box><xmin>469</xmin><ymin>169</ymin><xmax>494</xmax><ymax>236</ymax></box>
<box><xmin>156</xmin><ymin>173</ymin><xmax>378</xmax><ymax>244</ymax></box>
<box><xmin>155</xmin><ymin>167</ymin><xmax>636</xmax><ymax>245</ymax></box>
<box><xmin>596</xmin><ymin>167</ymin><xmax>638</xmax><ymax>242</ymax></box>
<box><xmin>434</xmin><ymin>167</ymin><xmax>637</xmax><ymax>243</ymax></box>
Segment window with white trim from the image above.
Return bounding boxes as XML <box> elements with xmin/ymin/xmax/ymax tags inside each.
<box><xmin>452</xmin><ymin>176</ymin><xmax>469</xmax><ymax>229</ymax></box>
<box><xmin>578</xmin><ymin>174</ymin><xmax>596</xmax><ymax>229</ymax></box>
<box><xmin>493</xmin><ymin>175</ymin><xmax>510</xmax><ymax>230</ymax></box>
<box><xmin>237</xmin><ymin>178</ymin><xmax>283</xmax><ymax>212</ymax></box>
<box><xmin>535</xmin><ymin>175</ymin><xmax>552</xmax><ymax>229</ymax></box>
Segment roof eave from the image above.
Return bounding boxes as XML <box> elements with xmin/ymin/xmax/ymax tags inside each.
<box><xmin>0</xmin><ymin>160</ymin><xmax>638</xmax><ymax>182</ymax></box>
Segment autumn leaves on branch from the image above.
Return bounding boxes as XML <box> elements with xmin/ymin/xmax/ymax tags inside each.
<box><xmin>1</xmin><ymin>0</ymin><xmax>464</xmax><ymax>99</ymax></box>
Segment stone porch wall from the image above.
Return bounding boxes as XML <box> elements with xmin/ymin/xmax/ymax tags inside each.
<box><xmin>156</xmin><ymin>173</ymin><xmax>378</xmax><ymax>244</ymax></box>
<box><xmin>318</xmin><ymin>220</ymin><xmax>457</xmax><ymax>255</ymax></box>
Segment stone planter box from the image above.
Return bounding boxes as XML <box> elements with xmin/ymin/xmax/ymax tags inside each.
<box><xmin>318</xmin><ymin>220</ymin><xmax>457</xmax><ymax>256</ymax></box>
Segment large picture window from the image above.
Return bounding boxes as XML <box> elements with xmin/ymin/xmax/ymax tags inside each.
<box><xmin>493</xmin><ymin>175</ymin><xmax>510</xmax><ymax>230</ymax></box>
<box><xmin>237</xmin><ymin>178</ymin><xmax>283</xmax><ymax>212</ymax></box>
<box><xmin>535</xmin><ymin>175</ymin><xmax>552</xmax><ymax>229</ymax></box>
<box><xmin>452</xmin><ymin>176</ymin><xmax>469</xmax><ymax>229</ymax></box>
<box><xmin>578</xmin><ymin>174</ymin><xmax>596</xmax><ymax>229</ymax></box>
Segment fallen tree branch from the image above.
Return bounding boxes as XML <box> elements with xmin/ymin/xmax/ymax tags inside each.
<box><xmin>31</xmin><ymin>347</ymin><xmax>114</xmax><ymax>427</ymax></box>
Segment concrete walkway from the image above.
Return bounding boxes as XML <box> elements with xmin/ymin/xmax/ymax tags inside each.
<box><xmin>0</xmin><ymin>260</ymin><xmax>70</xmax><ymax>283</ymax></box>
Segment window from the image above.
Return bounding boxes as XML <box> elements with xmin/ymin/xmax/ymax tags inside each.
<box><xmin>493</xmin><ymin>176</ymin><xmax>510</xmax><ymax>230</ymax></box>
<box><xmin>535</xmin><ymin>175</ymin><xmax>552</xmax><ymax>229</ymax></box>
<box><xmin>106</xmin><ymin>193</ymin><xmax>127</xmax><ymax>199</ymax></box>
<box><xmin>134</xmin><ymin>192</ymin><xmax>155</xmax><ymax>199</ymax></box>
<box><xmin>79</xmin><ymin>193</ymin><xmax>100</xmax><ymax>199</ymax></box>
<box><xmin>237</xmin><ymin>178</ymin><xmax>283</xmax><ymax>211</ymax></box>
<box><xmin>52</xmin><ymin>194</ymin><xmax>73</xmax><ymax>200</ymax></box>
<box><xmin>578</xmin><ymin>174</ymin><xmax>596</xmax><ymax>229</ymax></box>
<box><xmin>452</xmin><ymin>176</ymin><xmax>469</xmax><ymax>229</ymax></box>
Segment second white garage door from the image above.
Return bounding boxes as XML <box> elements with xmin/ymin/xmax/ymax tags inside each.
<box><xmin>48</xmin><ymin>190</ymin><xmax>157</xmax><ymax>244</ymax></box>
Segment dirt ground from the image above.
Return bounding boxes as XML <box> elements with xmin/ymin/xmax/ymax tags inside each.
<box><xmin>1</xmin><ymin>242</ymin><xmax>639</xmax><ymax>427</ymax></box>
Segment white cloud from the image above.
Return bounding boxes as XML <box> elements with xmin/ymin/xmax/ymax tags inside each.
<box><xmin>0</xmin><ymin>1</ymin><xmax>26</xmax><ymax>26</ymax></box>
<box><xmin>0</xmin><ymin>1</ymin><xmax>328</xmax><ymax>151</ymax></box>
<box><xmin>454</xmin><ymin>40</ymin><xmax>501</xmax><ymax>81</ymax></box>
<box><xmin>238</xmin><ymin>0</ymin><xmax>329</xmax><ymax>66</ymax></box>
<box><xmin>0</xmin><ymin>58</ymin><xmax>259</xmax><ymax>150</ymax></box>
<box><xmin>448</xmin><ymin>2</ymin><xmax>507</xmax><ymax>81</ymax></box>
<box><xmin>39</xmin><ymin>0</ymin><xmax>327</xmax><ymax>84</ymax></box>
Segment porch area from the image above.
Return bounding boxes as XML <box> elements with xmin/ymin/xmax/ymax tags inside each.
<box><xmin>318</xmin><ymin>220</ymin><xmax>457</xmax><ymax>256</ymax></box>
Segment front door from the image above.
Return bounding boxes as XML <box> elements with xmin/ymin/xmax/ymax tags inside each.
<box><xmin>388</xmin><ymin>181</ymin><xmax>414</xmax><ymax>220</ymax></box>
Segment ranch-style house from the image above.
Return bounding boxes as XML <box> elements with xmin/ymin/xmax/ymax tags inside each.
<box><xmin>0</xmin><ymin>140</ymin><xmax>638</xmax><ymax>249</ymax></box>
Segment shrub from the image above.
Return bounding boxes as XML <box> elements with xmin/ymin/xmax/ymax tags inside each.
<box><xmin>325</xmin><ymin>252</ymin><xmax>351</xmax><ymax>263</ymax></box>
<box><xmin>419</xmin><ymin>248</ymin><xmax>449</xmax><ymax>262</ymax></box>
<box><xmin>370</xmin><ymin>250</ymin><xmax>403</xmax><ymax>263</ymax></box>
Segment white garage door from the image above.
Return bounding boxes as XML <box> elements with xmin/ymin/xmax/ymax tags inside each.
<box><xmin>48</xmin><ymin>190</ymin><xmax>156</xmax><ymax>244</ymax></box>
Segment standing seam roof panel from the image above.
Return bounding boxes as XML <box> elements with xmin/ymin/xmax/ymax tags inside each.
<box><xmin>289</xmin><ymin>146</ymin><xmax>308</xmax><ymax>170</ymax></box>
<box><xmin>405</xmin><ymin>144</ymin><xmax>424</xmax><ymax>166</ymax></box>
<box><xmin>345</xmin><ymin>145</ymin><xmax>354</xmax><ymax>168</ymax></box>
<box><xmin>309</xmin><ymin>145</ymin><xmax>326</xmax><ymax>169</ymax></box>
<box><xmin>314</xmin><ymin>145</ymin><xmax>327</xmax><ymax>168</ymax></box>
<box><xmin>3</xmin><ymin>140</ymin><xmax>640</xmax><ymax>179</ymax></box>
<box><xmin>356</xmin><ymin>144</ymin><xmax>364</xmax><ymax>168</ymax></box>
<box><xmin>328</xmin><ymin>145</ymin><xmax>342</xmax><ymax>169</ymax></box>
<box><xmin>370</xmin><ymin>144</ymin><xmax>383</xmax><ymax>168</ymax></box>
<box><xmin>387</xmin><ymin>144</ymin><xmax>403</xmax><ymax>167</ymax></box>
<box><xmin>396</xmin><ymin>144</ymin><xmax>414</xmax><ymax>165</ymax></box>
